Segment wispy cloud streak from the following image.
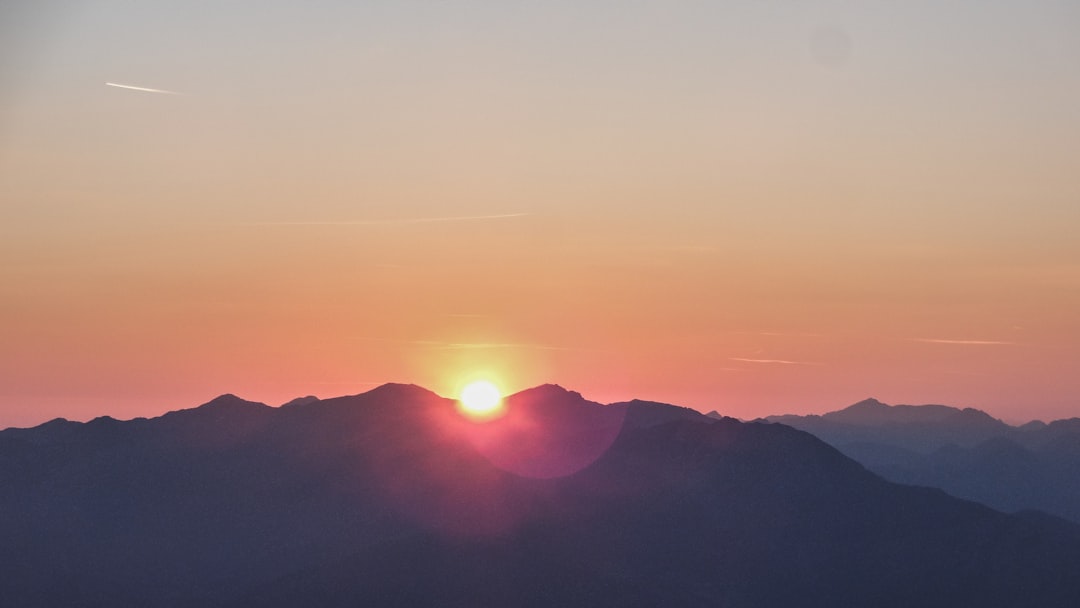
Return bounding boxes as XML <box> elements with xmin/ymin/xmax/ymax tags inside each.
<box><xmin>251</xmin><ymin>213</ymin><xmax>530</xmax><ymax>226</ymax></box>
<box><xmin>106</xmin><ymin>82</ymin><xmax>180</xmax><ymax>95</ymax></box>
<box><xmin>912</xmin><ymin>338</ymin><xmax>1015</xmax><ymax>345</ymax></box>
<box><xmin>412</xmin><ymin>340</ymin><xmax>606</xmax><ymax>353</ymax></box>
<box><xmin>348</xmin><ymin>336</ymin><xmax>605</xmax><ymax>353</ymax></box>
<box><xmin>729</xmin><ymin>357</ymin><xmax>823</xmax><ymax>366</ymax></box>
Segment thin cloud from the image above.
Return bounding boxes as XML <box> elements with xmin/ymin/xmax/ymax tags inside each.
<box><xmin>349</xmin><ymin>336</ymin><xmax>608</xmax><ymax>353</ymax></box>
<box><xmin>912</xmin><ymin>338</ymin><xmax>1015</xmax><ymax>345</ymax></box>
<box><xmin>726</xmin><ymin>330</ymin><xmax>825</xmax><ymax>339</ymax></box>
<box><xmin>250</xmin><ymin>213</ymin><xmax>530</xmax><ymax>226</ymax></box>
<box><xmin>729</xmin><ymin>357</ymin><xmax>823</xmax><ymax>366</ymax></box>
<box><xmin>412</xmin><ymin>340</ymin><xmax>603</xmax><ymax>353</ymax></box>
<box><xmin>106</xmin><ymin>82</ymin><xmax>181</xmax><ymax>95</ymax></box>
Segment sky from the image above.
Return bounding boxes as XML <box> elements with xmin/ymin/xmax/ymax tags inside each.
<box><xmin>2</xmin><ymin>0</ymin><xmax>1080</xmax><ymax>428</ymax></box>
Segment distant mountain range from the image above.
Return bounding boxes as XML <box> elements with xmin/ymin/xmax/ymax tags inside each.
<box><xmin>3</xmin><ymin>385</ymin><xmax>1080</xmax><ymax>606</ymax></box>
<box><xmin>765</xmin><ymin>399</ymin><xmax>1080</xmax><ymax>523</ymax></box>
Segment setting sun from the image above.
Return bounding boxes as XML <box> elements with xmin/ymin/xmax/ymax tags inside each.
<box><xmin>458</xmin><ymin>380</ymin><xmax>504</xmax><ymax>420</ymax></box>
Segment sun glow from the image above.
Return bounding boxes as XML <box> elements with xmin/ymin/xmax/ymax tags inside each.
<box><xmin>458</xmin><ymin>380</ymin><xmax>504</xmax><ymax>420</ymax></box>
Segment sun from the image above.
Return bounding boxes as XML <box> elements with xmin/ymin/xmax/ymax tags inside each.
<box><xmin>458</xmin><ymin>380</ymin><xmax>504</xmax><ymax>420</ymax></box>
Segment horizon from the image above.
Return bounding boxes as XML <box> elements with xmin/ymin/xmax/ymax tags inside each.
<box><xmin>3</xmin><ymin>2</ymin><xmax>1080</xmax><ymax>428</ymax></box>
<box><xmin>1</xmin><ymin>380</ymin><xmax>1064</xmax><ymax>431</ymax></box>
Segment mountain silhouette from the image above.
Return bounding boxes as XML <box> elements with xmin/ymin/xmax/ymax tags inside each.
<box><xmin>3</xmin><ymin>385</ymin><xmax>1080</xmax><ymax>606</ymax></box>
<box><xmin>767</xmin><ymin>399</ymin><xmax>1080</xmax><ymax>523</ymax></box>
<box><xmin>767</xmin><ymin>398</ymin><xmax>1012</xmax><ymax>452</ymax></box>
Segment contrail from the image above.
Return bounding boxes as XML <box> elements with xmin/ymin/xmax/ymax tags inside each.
<box><xmin>912</xmin><ymin>338</ymin><xmax>1015</xmax><ymax>345</ymax></box>
<box><xmin>252</xmin><ymin>213</ymin><xmax>530</xmax><ymax>226</ymax></box>
<box><xmin>729</xmin><ymin>357</ymin><xmax>823</xmax><ymax>365</ymax></box>
<box><xmin>105</xmin><ymin>82</ymin><xmax>180</xmax><ymax>95</ymax></box>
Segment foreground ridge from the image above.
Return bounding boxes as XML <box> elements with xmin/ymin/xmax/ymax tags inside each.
<box><xmin>1</xmin><ymin>386</ymin><xmax>1079</xmax><ymax>607</ymax></box>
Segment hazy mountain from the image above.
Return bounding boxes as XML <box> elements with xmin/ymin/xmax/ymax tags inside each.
<box><xmin>767</xmin><ymin>398</ymin><xmax>1013</xmax><ymax>452</ymax></box>
<box><xmin>3</xmin><ymin>385</ymin><xmax>1080</xmax><ymax>607</ymax></box>
<box><xmin>767</xmin><ymin>399</ymin><xmax>1080</xmax><ymax>523</ymax></box>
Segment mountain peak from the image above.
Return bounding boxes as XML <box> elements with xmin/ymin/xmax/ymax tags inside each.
<box><xmin>201</xmin><ymin>393</ymin><xmax>245</xmax><ymax>406</ymax></box>
<box><xmin>849</xmin><ymin>398</ymin><xmax>889</xmax><ymax>409</ymax></box>
<box><xmin>813</xmin><ymin>398</ymin><xmax>891</xmax><ymax>424</ymax></box>
<box><xmin>362</xmin><ymin>383</ymin><xmax>442</xmax><ymax>400</ymax></box>
<box><xmin>280</xmin><ymin>395</ymin><xmax>319</xmax><ymax>408</ymax></box>
<box><xmin>195</xmin><ymin>394</ymin><xmax>269</xmax><ymax>411</ymax></box>
<box><xmin>157</xmin><ymin>394</ymin><xmax>271</xmax><ymax>422</ymax></box>
<box><xmin>509</xmin><ymin>384</ymin><xmax>589</xmax><ymax>405</ymax></box>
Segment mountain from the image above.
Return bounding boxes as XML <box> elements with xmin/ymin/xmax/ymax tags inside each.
<box><xmin>3</xmin><ymin>385</ymin><xmax>1080</xmax><ymax>606</ymax></box>
<box><xmin>767</xmin><ymin>399</ymin><xmax>1080</xmax><ymax>523</ymax></box>
<box><xmin>767</xmin><ymin>398</ymin><xmax>1013</xmax><ymax>452</ymax></box>
<box><xmin>279</xmin><ymin>395</ymin><xmax>320</xmax><ymax>408</ymax></box>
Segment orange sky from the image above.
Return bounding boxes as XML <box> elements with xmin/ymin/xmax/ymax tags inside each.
<box><xmin>2</xmin><ymin>1</ymin><xmax>1080</xmax><ymax>427</ymax></box>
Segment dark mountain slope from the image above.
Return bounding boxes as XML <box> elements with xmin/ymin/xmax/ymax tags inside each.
<box><xmin>2</xmin><ymin>386</ymin><xmax>1080</xmax><ymax>607</ymax></box>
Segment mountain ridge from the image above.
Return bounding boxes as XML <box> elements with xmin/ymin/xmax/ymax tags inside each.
<box><xmin>3</xmin><ymin>385</ymin><xmax>1080</xmax><ymax>606</ymax></box>
<box><xmin>765</xmin><ymin>397</ymin><xmax>1080</xmax><ymax>524</ymax></box>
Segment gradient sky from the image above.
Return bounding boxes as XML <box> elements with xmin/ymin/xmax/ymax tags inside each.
<box><xmin>2</xmin><ymin>1</ymin><xmax>1080</xmax><ymax>428</ymax></box>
